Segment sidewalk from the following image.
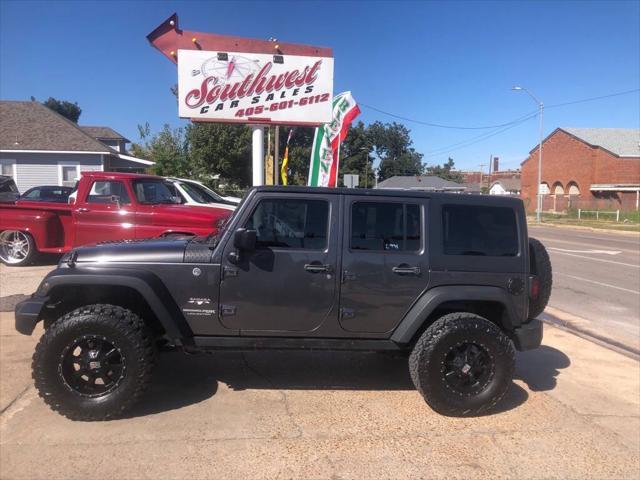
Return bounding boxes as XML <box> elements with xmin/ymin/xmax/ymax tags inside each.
<box><xmin>1</xmin><ymin>310</ymin><xmax>638</xmax><ymax>479</ymax></box>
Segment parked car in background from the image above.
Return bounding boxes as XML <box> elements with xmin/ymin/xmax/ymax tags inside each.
<box><xmin>0</xmin><ymin>171</ymin><xmax>233</xmax><ymax>266</ymax></box>
<box><xmin>19</xmin><ymin>186</ymin><xmax>74</xmax><ymax>203</ymax></box>
<box><xmin>165</xmin><ymin>177</ymin><xmax>241</xmax><ymax>207</ymax></box>
<box><xmin>0</xmin><ymin>175</ymin><xmax>19</xmax><ymax>203</ymax></box>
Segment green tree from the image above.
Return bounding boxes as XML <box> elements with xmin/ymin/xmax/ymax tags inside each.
<box><xmin>186</xmin><ymin>122</ymin><xmax>253</xmax><ymax>188</ymax></box>
<box><xmin>425</xmin><ymin>157</ymin><xmax>464</xmax><ymax>183</ymax></box>
<box><xmin>370</xmin><ymin>122</ymin><xmax>424</xmax><ymax>181</ymax></box>
<box><xmin>130</xmin><ymin>123</ymin><xmax>189</xmax><ymax>177</ymax></box>
<box><xmin>43</xmin><ymin>97</ymin><xmax>82</xmax><ymax>123</ymax></box>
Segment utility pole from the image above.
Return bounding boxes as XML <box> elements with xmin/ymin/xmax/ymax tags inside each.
<box><xmin>513</xmin><ymin>86</ymin><xmax>544</xmax><ymax>222</ymax></box>
<box><xmin>274</xmin><ymin>125</ymin><xmax>280</xmax><ymax>185</ymax></box>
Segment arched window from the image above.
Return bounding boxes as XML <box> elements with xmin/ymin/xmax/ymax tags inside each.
<box><xmin>553</xmin><ymin>182</ymin><xmax>565</xmax><ymax>195</ymax></box>
<box><xmin>567</xmin><ymin>182</ymin><xmax>580</xmax><ymax>195</ymax></box>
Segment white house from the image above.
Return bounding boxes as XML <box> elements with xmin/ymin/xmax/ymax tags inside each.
<box><xmin>489</xmin><ymin>178</ymin><xmax>521</xmax><ymax>196</ymax></box>
<box><xmin>0</xmin><ymin>100</ymin><xmax>153</xmax><ymax>192</ymax></box>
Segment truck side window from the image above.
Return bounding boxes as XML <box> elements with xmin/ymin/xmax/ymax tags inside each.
<box><xmin>87</xmin><ymin>181</ymin><xmax>131</xmax><ymax>205</ymax></box>
<box><xmin>245</xmin><ymin>198</ymin><xmax>329</xmax><ymax>249</ymax></box>
<box><xmin>351</xmin><ymin>202</ymin><xmax>421</xmax><ymax>251</ymax></box>
<box><xmin>442</xmin><ymin>205</ymin><xmax>518</xmax><ymax>256</ymax></box>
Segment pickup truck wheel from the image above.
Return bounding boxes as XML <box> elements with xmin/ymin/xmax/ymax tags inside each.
<box><xmin>409</xmin><ymin>313</ymin><xmax>515</xmax><ymax>416</ymax></box>
<box><xmin>32</xmin><ymin>304</ymin><xmax>155</xmax><ymax>421</ymax></box>
<box><xmin>528</xmin><ymin>237</ymin><xmax>552</xmax><ymax>318</ymax></box>
<box><xmin>0</xmin><ymin>230</ymin><xmax>36</xmax><ymax>266</ymax></box>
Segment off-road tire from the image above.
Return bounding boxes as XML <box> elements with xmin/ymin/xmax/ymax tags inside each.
<box><xmin>32</xmin><ymin>304</ymin><xmax>155</xmax><ymax>421</ymax></box>
<box><xmin>409</xmin><ymin>313</ymin><xmax>515</xmax><ymax>416</ymax></box>
<box><xmin>528</xmin><ymin>237</ymin><xmax>552</xmax><ymax>318</ymax></box>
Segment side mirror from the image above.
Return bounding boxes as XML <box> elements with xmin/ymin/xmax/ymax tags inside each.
<box><xmin>233</xmin><ymin>228</ymin><xmax>257</xmax><ymax>251</ymax></box>
<box><xmin>110</xmin><ymin>195</ymin><xmax>121</xmax><ymax>209</ymax></box>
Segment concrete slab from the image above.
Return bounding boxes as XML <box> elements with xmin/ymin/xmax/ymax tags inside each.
<box><xmin>1</xmin><ymin>312</ymin><xmax>638</xmax><ymax>479</ymax></box>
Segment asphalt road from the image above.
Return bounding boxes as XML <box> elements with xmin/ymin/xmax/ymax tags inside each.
<box><xmin>529</xmin><ymin>225</ymin><xmax>640</xmax><ymax>351</ymax></box>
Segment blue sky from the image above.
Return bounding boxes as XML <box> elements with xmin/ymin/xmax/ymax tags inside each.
<box><xmin>1</xmin><ymin>0</ymin><xmax>638</xmax><ymax>172</ymax></box>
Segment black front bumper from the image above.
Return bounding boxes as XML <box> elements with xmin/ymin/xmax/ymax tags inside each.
<box><xmin>15</xmin><ymin>296</ymin><xmax>48</xmax><ymax>335</ymax></box>
<box><xmin>512</xmin><ymin>318</ymin><xmax>543</xmax><ymax>351</ymax></box>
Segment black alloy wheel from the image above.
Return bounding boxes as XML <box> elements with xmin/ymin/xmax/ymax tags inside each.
<box><xmin>442</xmin><ymin>341</ymin><xmax>493</xmax><ymax>396</ymax></box>
<box><xmin>59</xmin><ymin>335</ymin><xmax>126</xmax><ymax>398</ymax></box>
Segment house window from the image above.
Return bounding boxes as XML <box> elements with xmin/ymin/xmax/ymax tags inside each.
<box><xmin>568</xmin><ymin>182</ymin><xmax>580</xmax><ymax>195</ymax></box>
<box><xmin>553</xmin><ymin>182</ymin><xmax>565</xmax><ymax>195</ymax></box>
<box><xmin>58</xmin><ymin>163</ymin><xmax>80</xmax><ymax>187</ymax></box>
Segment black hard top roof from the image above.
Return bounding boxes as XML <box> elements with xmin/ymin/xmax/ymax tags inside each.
<box><xmin>251</xmin><ymin>186</ymin><xmax>524</xmax><ymax>207</ymax></box>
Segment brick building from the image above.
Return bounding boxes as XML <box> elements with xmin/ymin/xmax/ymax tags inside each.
<box><xmin>521</xmin><ymin>128</ymin><xmax>640</xmax><ymax>212</ymax></box>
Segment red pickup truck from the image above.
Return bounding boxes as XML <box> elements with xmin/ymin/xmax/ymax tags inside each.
<box><xmin>0</xmin><ymin>171</ymin><xmax>234</xmax><ymax>266</ymax></box>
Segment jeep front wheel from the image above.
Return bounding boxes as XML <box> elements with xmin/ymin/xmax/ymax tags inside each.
<box><xmin>32</xmin><ymin>304</ymin><xmax>155</xmax><ymax>420</ymax></box>
<box><xmin>409</xmin><ymin>312</ymin><xmax>515</xmax><ymax>416</ymax></box>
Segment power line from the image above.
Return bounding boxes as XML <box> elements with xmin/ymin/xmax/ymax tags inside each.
<box><xmin>361</xmin><ymin>87</ymin><xmax>640</xmax><ymax>131</ymax></box>
<box><xmin>422</xmin><ymin>112</ymin><xmax>538</xmax><ymax>158</ymax></box>
<box><xmin>415</xmin><ymin>88</ymin><xmax>640</xmax><ymax>158</ymax></box>
<box><xmin>546</xmin><ymin>88</ymin><xmax>640</xmax><ymax>109</ymax></box>
<box><xmin>360</xmin><ymin>103</ymin><xmax>538</xmax><ymax>130</ymax></box>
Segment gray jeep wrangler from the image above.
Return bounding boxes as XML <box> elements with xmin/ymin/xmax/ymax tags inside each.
<box><xmin>15</xmin><ymin>187</ymin><xmax>551</xmax><ymax>420</ymax></box>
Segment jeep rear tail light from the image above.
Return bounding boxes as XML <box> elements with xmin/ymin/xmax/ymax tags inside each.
<box><xmin>530</xmin><ymin>276</ymin><xmax>540</xmax><ymax>300</ymax></box>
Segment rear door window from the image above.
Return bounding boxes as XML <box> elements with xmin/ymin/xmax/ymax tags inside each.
<box><xmin>442</xmin><ymin>205</ymin><xmax>518</xmax><ymax>256</ymax></box>
<box><xmin>350</xmin><ymin>202</ymin><xmax>421</xmax><ymax>252</ymax></box>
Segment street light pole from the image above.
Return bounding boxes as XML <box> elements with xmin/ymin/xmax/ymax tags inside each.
<box><xmin>513</xmin><ymin>86</ymin><xmax>544</xmax><ymax>223</ymax></box>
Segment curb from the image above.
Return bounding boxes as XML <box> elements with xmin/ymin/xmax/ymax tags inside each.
<box><xmin>541</xmin><ymin>309</ymin><xmax>640</xmax><ymax>361</ymax></box>
<box><xmin>527</xmin><ymin>222</ymin><xmax>640</xmax><ymax>236</ymax></box>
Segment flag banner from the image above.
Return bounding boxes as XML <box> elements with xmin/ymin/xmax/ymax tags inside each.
<box><xmin>281</xmin><ymin>129</ymin><xmax>294</xmax><ymax>185</ymax></box>
<box><xmin>308</xmin><ymin>91</ymin><xmax>361</xmax><ymax>187</ymax></box>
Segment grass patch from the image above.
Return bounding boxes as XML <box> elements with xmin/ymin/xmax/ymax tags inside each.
<box><xmin>527</xmin><ymin>212</ymin><xmax>640</xmax><ymax>232</ymax></box>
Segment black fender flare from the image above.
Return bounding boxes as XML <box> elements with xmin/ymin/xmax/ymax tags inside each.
<box><xmin>390</xmin><ymin>285</ymin><xmax>516</xmax><ymax>344</ymax></box>
<box><xmin>42</xmin><ymin>267</ymin><xmax>193</xmax><ymax>342</ymax></box>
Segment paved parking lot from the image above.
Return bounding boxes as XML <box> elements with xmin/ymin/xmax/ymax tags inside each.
<box><xmin>1</xmin><ymin>257</ymin><xmax>639</xmax><ymax>479</ymax></box>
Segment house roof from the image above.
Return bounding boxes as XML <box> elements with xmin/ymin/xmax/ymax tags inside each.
<box><xmin>0</xmin><ymin>100</ymin><xmax>111</xmax><ymax>153</ymax></box>
<box><xmin>562</xmin><ymin>128</ymin><xmax>640</xmax><ymax>157</ymax></box>
<box><xmin>80</xmin><ymin>126</ymin><xmax>130</xmax><ymax>143</ymax></box>
<box><xmin>491</xmin><ymin>178</ymin><xmax>521</xmax><ymax>192</ymax></box>
<box><xmin>529</xmin><ymin>127</ymin><xmax>640</xmax><ymax>157</ymax></box>
<box><xmin>377</xmin><ymin>175</ymin><xmax>466</xmax><ymax>190</ymax></box>
<box><xmin>463</xmin><ymin>182</ymin><xmax>483</xmax><ymax>193</ymax></box>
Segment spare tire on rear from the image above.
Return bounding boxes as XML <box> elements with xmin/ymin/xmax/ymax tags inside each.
<box><xmin>528</xmin><ymin>237</ymin><xmax>552</xmax><ymax>318</ymax></box>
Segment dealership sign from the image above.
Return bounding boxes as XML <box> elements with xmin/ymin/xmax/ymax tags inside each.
<box><xmin>177</xmin><ymin>50</ymin><xmax>334</xmax><ymax>125</ymax></box>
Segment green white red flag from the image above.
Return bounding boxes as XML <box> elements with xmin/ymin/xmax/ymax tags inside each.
<box><xmin>308</xmin><ymin>91</ymin><xmax>361</xmax><ymax>187</ymax></box>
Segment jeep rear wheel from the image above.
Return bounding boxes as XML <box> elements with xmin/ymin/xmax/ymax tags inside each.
<box><xmin>32</xmin><ymin>304</ymin><xmax>155</xmax><ymax>421</ymax></box>
<box><xmin>409</xmin><ymin>313</ymin><xmax>515</xmax><ymax>416</ymax></box>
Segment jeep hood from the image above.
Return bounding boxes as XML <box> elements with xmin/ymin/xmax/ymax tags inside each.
<box><xmin>68</xmin><ymin>238</ymin><xmax>189</xmax><ymax>264</ymax></box>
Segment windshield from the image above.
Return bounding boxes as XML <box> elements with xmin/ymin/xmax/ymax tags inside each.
<box><xmin>179</xmin><ymin>181</ymin><xmax>224</xmax><ymax>204</ymax></box>
<box><xmin>132</xmin><ymin>180</ymin><xmax>178</xmax><ymax>205</ymax></box>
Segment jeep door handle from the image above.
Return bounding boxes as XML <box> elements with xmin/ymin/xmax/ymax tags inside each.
<box><xmin>77</xmin><ymin>207</ymin><xmax>90</xmax><ymax>213</ymax></box>
<box><xmin>392</xmin><ymin>265</ymin><xmax>421</xmax><ymax>276</ymax></box>
<box><xmin>304</xmin><ymin>263</ymin><xmax>333</xmax><ymax>273</ymax></box>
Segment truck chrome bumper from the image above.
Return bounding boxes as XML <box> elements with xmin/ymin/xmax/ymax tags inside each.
<box><xmin>15</xmin><ymin>295</ymin><xmax>48</xmax><ymax>335</ymax></box>
<box><xmin>512</xmin><ymin>318</ymin><xmax>543</xmax><ymax>351</ymax></box>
